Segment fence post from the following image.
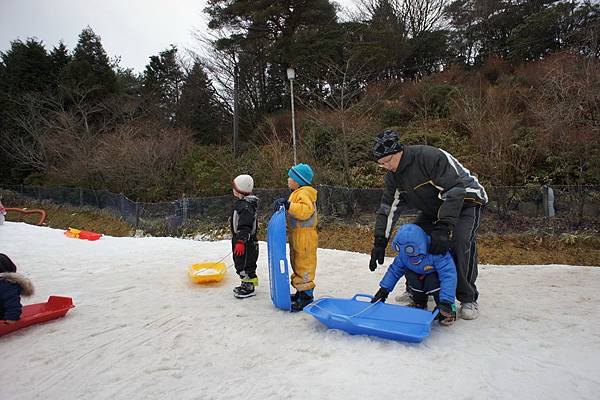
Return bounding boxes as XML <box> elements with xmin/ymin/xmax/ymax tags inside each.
<box><xmin>135</xmin><ymin>200</ymin><xmax>140</xmax><ymax>232</ymax></box>
<box><xmin>79</xmin><ymin>188</ymin><xmax>84</xmax><ymax>207</ymax></box>
<box><xmin>120</xmin><ymin>193</ymin><xmax>125</xmax><ymax>220</ymax></box>
<box><xmin>577</xmin><ymin>186</ymin><xmax>585</xmax><ymax>227</ymax></box>
<box><xmin>182</xmin><ymin>194</ymin><xmax>188</xmax><ymax>225</ymax></box>
<box><xmin>542</xmin><ymin>185</ymin><xmax>555</xmax><ymax>218</ymax></box>
<box><xmin>316</xmin><ymin>184</ymin><xmax>323</xmax><ymax>215</ymax></box>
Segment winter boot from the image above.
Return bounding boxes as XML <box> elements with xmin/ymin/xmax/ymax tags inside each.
<box><xmin>406</xmin><ymin>301</ymin><xmax>427</xmax><ymax>310</ymax></box>
<box><xmin>290</xmin><ymin>291</ymin><xmax>299</xmax><ymax>302</ymax></box>
<box><xmin>233</xmin><ymin>281</ymin><xmax>256</xmax><ymax>298</ymax></box>
<box><xmin>291</xmin><ymin>290</ymin><xmax>314</xmax><ymax>312</ymax></box>
<box><xmin>436</xmin><ymin>302</ymin><xmax>457</xmax><ymax>326</ymax></box>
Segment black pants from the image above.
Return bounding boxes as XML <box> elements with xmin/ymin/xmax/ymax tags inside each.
<box><xmin>415</xmin><ymin>205</ymin><xmax>483</xmax><ymax>303</ymax></box>
<box><xmin>404</xmin><ymin>269</ymin><xmax>441</xmax><ymax>306</ymax></box>
<box><xmin>232</xmin><ymin>239</ymin><xmax>259</xmax><ymax>280</ymax></box>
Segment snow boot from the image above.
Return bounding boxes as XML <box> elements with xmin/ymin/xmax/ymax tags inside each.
<box><xmin>290</xmin><ymin>291</ymin><xmax>299</xmax><ymax>302</ymax></box>
<box><xmin>291</xmin><ymin>290</ymin><xmax>313</xmax><ymax>312</ymax></box>
<box><xmin>233</xmin><ymin>281</ymin><xmax>256</xmax><ymax>298</ymax></box>
<box><xmin>406</xmin><ymin>301</ymin><xmax>427</xmax><ymax>310</ymax></box>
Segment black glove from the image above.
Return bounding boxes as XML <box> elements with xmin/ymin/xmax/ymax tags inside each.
<box><xmin>272</xmin><ymin>198</ymin><xmax>290</xmax><ymax>212</ymax></box>
<box><xmin>437</xmin><ymin>302</ymin><xmax>456</xmax><ymax>326</ymax></box>
<box><xmin>371</xmin><ymin>287</ymin><xmax>389</xmax><ymax>303</ymax></box>
<box><xmin>429</xmin><ymin>223</ymin><xmax>452</xmax><ymax>255</ymax></box>
<box><xmin>369</xmin><ymin>236</ymin><xmax>388</xmax><ymax>271</ymax></box>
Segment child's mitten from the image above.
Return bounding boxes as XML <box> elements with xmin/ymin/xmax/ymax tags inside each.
<box><xmin>371</xmin><ymin>287</ymin><xmax>389</xmax><ymax>303</ymax></box>
<box><xmin>272</xmin><ymin>198</ymin><xmax>290</xmax><ymax>211</ymax></box>
<box><xmin>438</xmin><ymin>302</ymin><xmax>457</xmax><ymax>326</ymax></box>
<box><xmin>234</xmin><ymin>241</ymin><xmax>246</xmax><ymax>256</ymax></box>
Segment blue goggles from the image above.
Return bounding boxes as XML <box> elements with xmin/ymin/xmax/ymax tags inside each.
<box><xmin>393</xmin><ymin>243</ymin><xmax>416</xmax><ymax>255</ymax></box>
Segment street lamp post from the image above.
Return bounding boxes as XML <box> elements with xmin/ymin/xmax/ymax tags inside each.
<box><xmin>287</xmin><ymin>67</ymin><xmax>297</xmax><ymax>165</ymax></box>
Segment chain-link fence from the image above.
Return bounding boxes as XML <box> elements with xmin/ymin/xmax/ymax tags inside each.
<box><xmin>2</xmin><ymin>184</ymin><xmax>600</xmax><ymax>235</ymax></box>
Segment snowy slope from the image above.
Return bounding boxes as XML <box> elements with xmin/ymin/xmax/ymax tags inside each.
<box><xmin>1</xmin><ymin>222</ymin><xmax>599</xmax><ymax>400</ymax></box>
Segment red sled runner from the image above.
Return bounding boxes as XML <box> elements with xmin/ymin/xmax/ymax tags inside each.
<box><xmin>0</xmin><ymin>296</ymin><xmax>75</xmax><ymax>336</ymax></box>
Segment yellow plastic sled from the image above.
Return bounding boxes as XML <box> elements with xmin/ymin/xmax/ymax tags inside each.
<box><xmin>187</xmin><ymin>262</ymin><xmax>227</xmax><ymax>283</ymax></box>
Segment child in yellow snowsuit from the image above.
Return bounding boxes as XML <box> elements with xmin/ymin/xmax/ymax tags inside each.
<box><xmin>272</xmin><ymin>163</ymin><xmax>318</xmax><ymax>312</ymax></box>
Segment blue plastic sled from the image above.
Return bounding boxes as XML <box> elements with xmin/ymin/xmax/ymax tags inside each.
<box><xmin>267</xmin><ymin>208</ymin><xmax>291</xmax><ymax>311</ymax></box>
<box><xmin>304</xmin><ymin>294</ymin><xmax>440</xmax><ymax>343</ymax></box>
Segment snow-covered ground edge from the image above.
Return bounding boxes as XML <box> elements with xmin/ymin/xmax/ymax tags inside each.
<box><xmin>1</xmin><ymin>222</ymin><xmax>599</xmax><ymax>400</ymax></box>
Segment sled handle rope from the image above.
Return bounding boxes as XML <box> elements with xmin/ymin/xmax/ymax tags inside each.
<box><xmin>5</xmin><ymin>207</ymin><xmax>47</xmax><ymax>225</ymax></box>
<box><xmin>215</xmin><ymin>251</ymin><xmax>232</xmax><ymax>264</ymax></box>
<box><xmin>309</xmin><ymin>295</ymin><xmax>383</xmax><ymax>320</ymax></box>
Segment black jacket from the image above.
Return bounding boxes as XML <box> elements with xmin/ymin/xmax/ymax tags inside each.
<box><xmin>375</xmin><ymin>145</ymin><xmax>488</xmax><ymax>240</ymax></box>
<box><xmin>230</xmin><ymin>195</ymin><xmax>259</xmax><ymax>243</ymax></box>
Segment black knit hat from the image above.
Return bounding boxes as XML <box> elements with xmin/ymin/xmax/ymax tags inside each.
<box><xmin>373</xmin><ymin>129</ymin><xmax>404</xmax><ymax>159</ymax></box>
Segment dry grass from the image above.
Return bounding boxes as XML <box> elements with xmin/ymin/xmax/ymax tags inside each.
<box><xmin>4</xmin><ymin>202</ymin><xmax>599</xmax><ymax>266</ymax></box>
<box><xmin>318</xmin><ymin>222</ymin><xmax>600</xmax><ymax>266</ymax></box>
<box><xmin>5</xmin><ymin>203</ymin><xmax>133</xmax><ymax>237</ymax></box>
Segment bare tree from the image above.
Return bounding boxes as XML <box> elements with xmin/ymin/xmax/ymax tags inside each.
<box><xmin>452</xmin><ymin>80</ymin><xmax>538</xmax><ymax>185</ymax></box>
<box><xmin>400</xmin><ymin>0</ymin><xmax>448</xmax><ymax>36</ymax></box>
<box><xmin>0</xmin><ymin>84</ymin><xmax>109</xmax><ymax>172</ymax></box>
<box><xmin>298</xmin><ymin>57</ymin><xmax>394</xmax><ymax>185</ymax></box>
<box><xmin>357</xmin><ymin>0</ymin><xmax>448</xmax><ymax>36</ymax></box>
<box><xmin>529</xmin><ymin>55</ymin><xmax>600</xmax><ymax>183</ymax></box>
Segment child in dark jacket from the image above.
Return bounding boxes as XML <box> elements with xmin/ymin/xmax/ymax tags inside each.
<box><xmin>371</xmin><ymin>224</ymin><xmax>457</xmax><ymax>326</ymax></box>
<box><xmin>231</xmin><ymin>175</ymin><xmax>260</xmax><ymax>299</ymax></box>
<box><xmin>0</xmin><ymin>253</ymin><xmax>34</xmax><ymax>323</ymax></box>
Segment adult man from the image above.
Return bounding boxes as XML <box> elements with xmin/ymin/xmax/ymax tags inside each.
<box><xmin>370</xmin><ymin>129</ymin><xmax>487</xmax><ymax>320</ymax></box>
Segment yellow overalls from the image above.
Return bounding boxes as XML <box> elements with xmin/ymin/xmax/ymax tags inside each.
<box><xmin>286</xmin><ymin>186</ymin><xmax>318</xmax><ymax>291</ymax></box>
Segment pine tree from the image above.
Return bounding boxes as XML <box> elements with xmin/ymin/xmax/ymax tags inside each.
<box><xmin>443</xmin><ymin>0</ymin><xmax>598</xmax><ymax>65</ymax></box>
<box><xmin>0</xmin><ymin>39</ymin><xmax>53</xmax><ymax>183</ymax></box>
<box><xmin>62</xmin><ymin>27</ymin><xmax>118</xmax><ymax>97</ymax></box>
<box><xmin>49</xmin><ymin>41</ymin><xmax>71</xmax><ymax>81</ymax></box>
<box><xmin>142</xmin><ymin>45</ymin><xmax>184</xmax><ymax>123</ymax></box>
<box><xmin>177</xmin><ymin>61</ymin><xmax>228</xmax><ymax>144</ymax></box>
<box><xmin>204</xmin><ymin>0</ymin><xmax>341</xmax><ymax>135</ymax></box>
<box><xmin>0</xmin><ymin>38</ymin><xmax>53</xmax><ymax>93</ymax></box>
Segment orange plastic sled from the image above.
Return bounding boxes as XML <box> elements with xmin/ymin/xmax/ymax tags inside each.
<box><xmin>0</xmin><ymin>296</ymin><xmax>75</xmax><ymax>336</ymax></box>
<box><xmin>64</xmin><ymin>227</ymin><xmax>102</xmax><ymax>241</ymax></box>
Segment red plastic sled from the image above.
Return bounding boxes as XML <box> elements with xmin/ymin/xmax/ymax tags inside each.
<box><xmin>0</xmin><ymin>296</ymin><xmax>75</xmax><ymax>336</ymax></box>
<box><xmin>64</xmin><ymin>227</ymin><xmax>102</xmax><ymax>241</ymax></box>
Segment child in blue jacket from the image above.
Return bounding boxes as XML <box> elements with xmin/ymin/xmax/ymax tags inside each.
<box><xmin>0</xmin><ymin>254</ymin><xmax>34</xmax><ymax>324</ymax></box>
<box><xmin>370</xmin><ymin>224</ymin><xmax>457</xmax><ymax>326</ymax></box>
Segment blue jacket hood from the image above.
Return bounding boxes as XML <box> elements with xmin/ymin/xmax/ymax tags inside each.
<box><xmin>392</xmin><ymin>224</ymin><xmax>430</xmax><ymax>258</ymax></box>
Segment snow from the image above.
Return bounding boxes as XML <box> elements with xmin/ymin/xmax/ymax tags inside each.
<box><xmin>1</xmin><ymin>221</ymin><xmax>600</xmax><ymax>400</ymax></box>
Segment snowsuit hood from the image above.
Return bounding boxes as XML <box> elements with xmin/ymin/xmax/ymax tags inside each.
<box><xmin>291</xmin><ymin>186</ymin><xmax>317</xmax><ymax>203</ymax></box>
<box><xmin>243</xmin><ymin>195</ymin><xmax>259</xmax><ymax>208</ymax></box>
<box><xmin>392</xmin><ymin>224</ymin><xmax>430</xmax><ymax>265</ymax></box>
<box><xmin>0</xmin><ymin>272</ymin><xmax>34</xmax><ymax>321</ymax></box>
<box><xmin>0</xmin><ymin>272</ymin><xmax>34</xmax><ymax>296</ymax></box>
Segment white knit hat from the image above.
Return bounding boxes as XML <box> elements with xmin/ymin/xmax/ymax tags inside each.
<box><xmin>232</xmin><ymin>174</ymin><xmax>254</xmax><ymax>195</ymax></box>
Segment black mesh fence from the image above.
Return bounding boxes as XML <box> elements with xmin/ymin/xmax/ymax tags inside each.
<box><xmin>485</xmin><ymin>185</ymin><xmax>600</xmax><ymax>218</ymax></box>
<box><xmin>2</xmin><ymin>184</ymin><xmax>600</xmax><ymax>235</ymax></box>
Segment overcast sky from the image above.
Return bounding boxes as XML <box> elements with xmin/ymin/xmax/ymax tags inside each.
<box><xmin>0</xmin><ymin>0</ymin><xmax>358</xmax><ymax>73</ymax></box>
